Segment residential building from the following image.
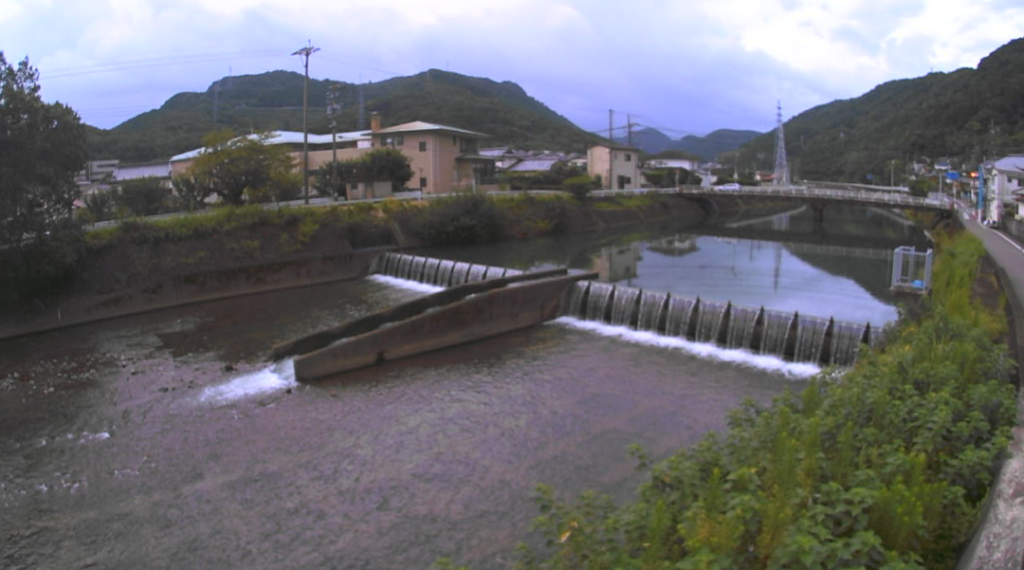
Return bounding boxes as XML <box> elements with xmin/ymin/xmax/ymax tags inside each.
<box><xmin>168</xmin><ymin>113</ymin><xmax>494</xmax><ymax>199</ymax></box>
<box><xmin>647</xmin><ymin>157</ymin><xmax>700</xmax><ymax>172</ymax></box>
<box><xmin>983</xmin><ymin>155</ymin><xmax>1024</xmax><ymax>222</ymax></box>
<box><xmin>587</xmin><ymin>143</ymin><xmax>640</xmax><ymax>190</ymax></box>
<box><xmin>367</xmin><ymin>114</ymin><xmax>494</xmax><ymax>196</ymax></box>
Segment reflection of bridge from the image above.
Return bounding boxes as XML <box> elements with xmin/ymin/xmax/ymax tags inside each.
<box><xmin>696</xmin><ymin>223</ymin><xmax>929</xmax><ymax>250</ymax></box>
<box><xmin>783</xmin><ymin>242</ymin><xmax>895</xmax><ymax>261</ymax></box>
<box><xmin>591</xmin><ymin>185</ymin><xmax>954</xmax><ymax>219</ymax></box>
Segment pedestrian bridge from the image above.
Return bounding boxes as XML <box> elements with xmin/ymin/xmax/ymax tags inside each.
<box><xmin>592</xmin><ymin>185</ymin><xmax>954</xmax><ymax>215</ymax></box>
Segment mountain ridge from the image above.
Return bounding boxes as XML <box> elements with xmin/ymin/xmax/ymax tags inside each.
<box><xmin>87</xmin><ymin>69</ymin><xmax>604</xmax><ymax>162</ymax></box>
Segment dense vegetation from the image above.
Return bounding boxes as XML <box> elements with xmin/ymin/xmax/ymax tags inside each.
<box><xmin>87</xmin><ymin>69</ymin><xmax>604</xmax><ymax>162</ymax></box>
<box><xmin>438</xmin><ymin>229</ymin><xmax>1015</xmax><ymax>569</ymax></box>
<box><xmin>733</xmin><ymin>38</ymin><xmax>1024</xmax><ymax>182</ymax></box>
<box><xmin>0</xmin><ymin>52</ymin><xmax>88</xmax><ymax>310</ymax></box>
<box><xmin>621</xmin><ymin>128</ymin><xmax>762</xmax><ymax>161</ymax></box>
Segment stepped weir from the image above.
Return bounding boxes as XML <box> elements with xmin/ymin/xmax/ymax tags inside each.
<box><xmin>279</xmin><ymin>252</ymin><xmax>875</xmax><ymax>381</ymax></box>
<box><xmin>560</xmin><ymin>281</ymin><xmax>874</xmax><ymax>367</ymax></box>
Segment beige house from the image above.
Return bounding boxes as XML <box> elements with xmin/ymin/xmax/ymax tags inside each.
<box><xmin>368</xmin><ymin>115</ymin><xmax>493</xmax><ymax>196</ymax></box>
<box><xmin>588</xmin><ymin>143</ymin><xmax>641</xmax><ymax>190</ymax></box>
<box><xmin>169</xmin><ymin>113</ymin><xmax>493</xmax><ymax>199</ymax></box>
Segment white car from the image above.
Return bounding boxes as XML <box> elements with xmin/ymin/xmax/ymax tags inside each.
<box><xmin>716</xmin><ymin>183</ymin><xmax>741</xmax><ymax>191</ymax></box>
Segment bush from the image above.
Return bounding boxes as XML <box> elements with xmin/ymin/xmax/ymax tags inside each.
<box><xmin>115</xmin><ymin>177</ymin><xmax>171</xmax><ymax>216</ymax></box>
<box><xmin>417</xmin><ymin>193</ymin><xmax>507</xmax><ymax>245</ymax></box>
<box><xmin>0</xmin><ymin>222</ymin><xmax>85</xmax><ymax>309</ymax></box>
<box><xmin>563</xmin><ymin>175</ymin><xmax>596</xmax><ymax>200</ymax></box>
<box><xmin>83</xmin><ymin>189</ymin><xmax>116</xmax><ymax>221</ymax></box>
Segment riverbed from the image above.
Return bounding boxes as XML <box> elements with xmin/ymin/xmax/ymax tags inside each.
<box><xmin>0</xmin><ymin>206</ymin><xmax>923</xmax><ymax>569</ymax></box>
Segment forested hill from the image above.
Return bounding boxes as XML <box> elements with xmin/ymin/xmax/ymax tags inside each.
<box><xmin>87</xmin><ymin>69</ymin><xmax>603</xmax><ymax>162</ymax></box>
<box><xmin>617</xmin><ymin>127</ymin><xmax>761</xmax><ymax>161</ymax></box>
<box><xmin>734</xmin><ymin>37</ymin><xmax>1024</xmax><ymax>182</ymax></box>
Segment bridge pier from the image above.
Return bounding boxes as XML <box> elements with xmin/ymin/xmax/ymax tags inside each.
<box><xmin>811</xmin><ymin>203</ymin><xmax>826</xmax><ymax>227</ymax></box>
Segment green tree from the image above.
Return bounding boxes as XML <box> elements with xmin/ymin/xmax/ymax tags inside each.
<box><xmin>187</xmin><ymin>129</ymin><xmax>294</xmax><ymax>205</ymax></box>
<box><xmin>0</xmin><ymin>52</ymin><xmax>87</xmax><ymax>247</ymax></box>
<box><xmin>313</xmin><ymin>160</ymin><xmax>356</xmax><ymax>199</ymax></box>
<box><xmin>353</xmin><ymin>148</ymin><xmax>413</xmax><ymax>192</ymax></box>
<box><xmin>0</xmin><ymin>52</ymin><xmax>88</xmax><ymax>308</ymax></box>
<box><xmin>83</xmin><ymin>189</ymin><xmax>115</xmax><ymax>222</ymax></box>
<box><xmin>171</xmin><ymin>174</ymin><xmax>212</xmax><ymax>211</ymax></box>
<box><xmin>115</xmin><ymin>177</ymin><xmax>170</xmax><ymax>216</ymax></box>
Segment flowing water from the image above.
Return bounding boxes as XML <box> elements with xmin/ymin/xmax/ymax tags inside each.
<box><xmin>1</xmin><ymin>205</ymin><xmax>924</xmax><ymax>569</ymax></box>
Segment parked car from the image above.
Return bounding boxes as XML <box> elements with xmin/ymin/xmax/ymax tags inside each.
<box><xmin>716</xmin><ymin>183</ymin><xmax>741</xmax><ymax>191</ymax></box>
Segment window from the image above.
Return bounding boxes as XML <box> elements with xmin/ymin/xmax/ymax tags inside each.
<box><xmin>452</xmin><ymin>136</ymin><xmax>457</xmax><ymax>146</ymax></box>
<box><xmin>420</xmin><ymin>177</ymin><xmax>427</xmax><ymax>188</ymax></box>
<box><xmin>396</xmin><ymin>135</ymin><xmax>404</xmax><ymax>146</ymax></box>
<box><xmin>419</xmin><ymin>141</ymin><xmax>427</xmax><ymax>152</ymax></box>
<box><xmin>625</xmin><ymin>153</ymin><xmax>632</xmax><ymax>162</ymax></box>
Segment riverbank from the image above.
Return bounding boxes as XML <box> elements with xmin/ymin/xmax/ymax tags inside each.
<box><xmin>472</xmin><ymin>227</ymin><xmax>1017</xmax><ymax>570</ymax></box>
<box><xmin>0</xmin><ymin>192</ymin><xmax>787</xmax><ymax>340</ymax></box>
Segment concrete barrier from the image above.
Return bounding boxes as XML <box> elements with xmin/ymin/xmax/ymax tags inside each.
<box><xmin>293</xmin><ymin>272</ymin><xmax>595</xmax><ymax>381</ymax></box>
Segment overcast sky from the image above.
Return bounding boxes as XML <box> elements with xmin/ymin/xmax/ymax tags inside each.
<box><xmin>2</xmin><ymin>0</ymin><xmax>1022</xmax><ymax>138</ymax></box>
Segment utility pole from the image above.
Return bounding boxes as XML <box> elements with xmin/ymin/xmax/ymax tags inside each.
<box><xmin>627</xmin><ymin>113</ymin><xmax>633</xmax><ymax>148</ymax></box>
<box><xmin>608</xmin><ymin>109</ymin><xmax>614</xmax><ymax>190</ymax></box>
<box><xmin>292</xmin><ymin>40</ymin><xmax>320</xmax><ymax>204</ymax></box>
<box><xmin>327</xmin><ymin>83</ymin><xmax>342</xmax><ymax>201</ymax></box>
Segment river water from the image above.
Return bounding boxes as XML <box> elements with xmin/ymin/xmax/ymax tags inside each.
<box><xmin>0</xmin><ymin>206</ymin><xmax>923</xmax><ymax>569</ymax></box>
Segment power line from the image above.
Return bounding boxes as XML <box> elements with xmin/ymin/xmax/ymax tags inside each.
<box><xmin>41</xmin><ymin>50</ymin><xmax>284</xmax><ymax>79</ymax></box>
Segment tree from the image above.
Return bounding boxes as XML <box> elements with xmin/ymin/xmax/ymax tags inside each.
<box><xmin>353</xmin><ymin>148</ymin><xmax>412</xmax><ymax>192</ymax></box>
<box><xmin>0</xmin><ymin>52</ymin><xmax>88</xmax><ymax>308</ymax></box>
<box><xmin>115</xmin><ymin>177</ymin><xmax>170</xmax><ymax>216</ymax></box>
<box><xmin>313</xmin><ymin>160</ymin><xmax>356</xmax><ymax>199</ymax></box>
<box><xmin>171</xmin><ymin>174</ymin><xmax>212</xmax><ymax>212</ymax></box>
<box><xmin>0</xmin><ymin>52</ymin><xmax>87</xmax><ymax>248</ymax></box>
<box><xmin>186</xmin><ymin>129</ymin><xmax>294</xmax><ymax>205</ymax></box>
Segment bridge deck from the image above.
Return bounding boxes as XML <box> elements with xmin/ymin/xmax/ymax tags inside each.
<box><xmin>591</xmin><ymin>185</ymin><xmax>954</xmax><ymax>213</ymax></box>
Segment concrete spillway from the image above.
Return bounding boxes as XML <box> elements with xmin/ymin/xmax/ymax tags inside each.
<box><xmin>277</xmin><ymin>252</ymin><xmax>875</xmax><ymax>382</ymax></box>
<box><xmin>275</xmin><ymin>252</ymin><xmax>592</xmax><ymax>381</ymax></box>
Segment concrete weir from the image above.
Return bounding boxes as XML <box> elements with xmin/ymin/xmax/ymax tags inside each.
<box><xmin>277</xmin><ymin>254</ymin><xmax>595</xmax><ymax>382</ymax></box>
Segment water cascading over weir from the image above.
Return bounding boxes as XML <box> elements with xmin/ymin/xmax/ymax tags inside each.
<box><xmin>276</xmin><ymin>252</ymin><xmax>875</xmax><ymax>381</ymax></box>
<box><xmin>561</xmin><ymin>281</ymin><xmax>876</xmax><ymax>368</ymax></box>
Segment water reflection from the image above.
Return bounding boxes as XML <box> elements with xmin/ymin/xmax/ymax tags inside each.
<box><xmin>417</xmin><ymin>205</ymin><xmax>920</xmax><ymax>326</ymax></box>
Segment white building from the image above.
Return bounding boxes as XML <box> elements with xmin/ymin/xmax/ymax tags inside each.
<box><xmin>983</xmin><ymin>155</ymin><xmax>1024</xmax><ymax>222</ymax></box>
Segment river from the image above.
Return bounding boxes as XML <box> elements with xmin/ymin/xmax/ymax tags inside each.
<box><xmin>0</xmin><ymin>205</ymin><xmax>924</xmax><ymax>569</ymax></box>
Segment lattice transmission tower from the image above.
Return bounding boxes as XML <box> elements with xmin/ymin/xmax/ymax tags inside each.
<box><xmin>773</xmin><ymin>101</ymin><xmax>790</xmax><ymax>186</ymax></box>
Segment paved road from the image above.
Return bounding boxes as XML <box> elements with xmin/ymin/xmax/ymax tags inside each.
<box><xmin>955</xmin><ymin>200</ymin><xmax>1024</xmax><ymax>570</ymax></box>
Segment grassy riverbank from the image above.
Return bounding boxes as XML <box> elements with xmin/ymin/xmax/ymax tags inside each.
<box><xmin>442</xmin><ymin>229</ymin><xmax>1016</xmax><ymax>570</ymax></box>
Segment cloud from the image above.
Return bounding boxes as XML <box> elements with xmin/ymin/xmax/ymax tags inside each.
<box><xmin>1</xmin><ymin>0</ymin><xmax>1021</xmax><ymax>140</ymax></box>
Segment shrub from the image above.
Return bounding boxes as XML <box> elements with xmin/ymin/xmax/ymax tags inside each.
<box><xmin>563</xmin><ymin>175</ymin><xmax>596</xmax><ymax>200</ymax></box>
<box><xmin>417</xmin><ymin>193</ymin><xmax>507</xmax><ymax>245</ymax></box>
<box><xmin>115</xmin><ymin>177</ymin><xmax>171</xmax><ymax>216</ymax></box>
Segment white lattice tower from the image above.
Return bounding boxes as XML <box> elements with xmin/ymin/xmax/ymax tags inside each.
<box><xmin>773</xmin><ymin>101</ymin><xmax>790</xmax><ymax>186</ymax></box>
